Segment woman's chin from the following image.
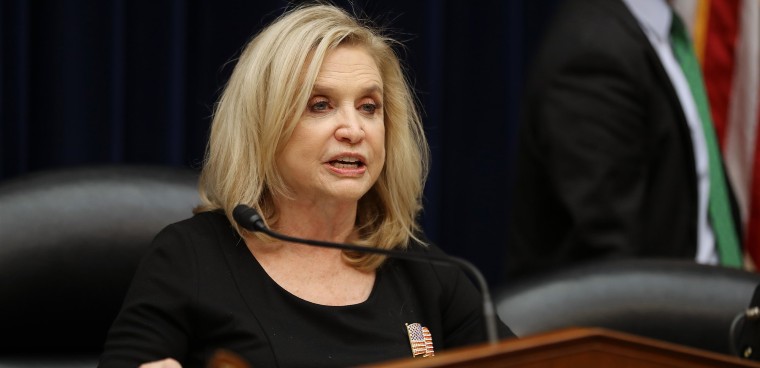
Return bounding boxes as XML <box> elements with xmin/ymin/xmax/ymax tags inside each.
<box><xmin>321</xmin><ymin>186</ymin><xmax>372</xmax><ymax>204</ymax></box>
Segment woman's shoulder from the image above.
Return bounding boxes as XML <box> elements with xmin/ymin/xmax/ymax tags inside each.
<box><xmin>167</xmin><ymin>209</ymin><xmax>229</xmax><ymax>229</ymax></box>
<box><xmin>151</xmin><ymin>210</ymin><xmax>238</xmax><ymax>252</ymax></box>
<box><xmin>160</xmin><ymin>210</ymin><xmax>233</xmax><ymax>237</ymax></box>
<box><xmin>390</xmin><ymin>239</ymin><xmax>458</xmax><ymax>284</ymax></box>
<box><xmin>403</xmin><ymin>238</ymin><xmax>447</xmax><ymax>260</ymax></box>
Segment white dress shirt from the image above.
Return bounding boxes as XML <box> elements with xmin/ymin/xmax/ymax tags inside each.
<box><xmin>622</xmin><ymin>0</ymin><xmax>717</xmax><ymax>264</ymax></box>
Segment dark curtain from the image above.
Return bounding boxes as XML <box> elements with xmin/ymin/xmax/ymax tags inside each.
<box><xmin>0</xmin><ymin>0</ymin><xmax>559</xmax><ymax>288</ymax></box>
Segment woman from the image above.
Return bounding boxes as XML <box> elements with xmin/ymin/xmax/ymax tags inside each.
<box><xmin>99</xmin><ymin>4</ymin><xmax>513</xmax><ymax>368</ymax></box>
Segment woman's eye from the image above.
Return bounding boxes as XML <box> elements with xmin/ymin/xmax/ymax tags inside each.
<box><xmin>311</xmin><ymin>101</ymin><xmax>329</xmax><ymax>111</ymax></box>
<box><xmin>360</xmin><ymin>103</ymin><xmax>377</xmax><ymax>114</ymax></box>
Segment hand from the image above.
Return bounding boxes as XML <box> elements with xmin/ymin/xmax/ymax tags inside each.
<box><xmin>139</xmin><ymin>358</ymin><xmax>182</xmax><ymax>368</ymax></box>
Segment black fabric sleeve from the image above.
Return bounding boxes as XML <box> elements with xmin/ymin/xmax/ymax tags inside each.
<box><xmin>99</xmin><ymin>224</ymin><xmax>198</xmax><ymax>368</ymax></box>
<box><xmin>424</xmin><ymin>245</ymin><xmax>515</xmax><ymax>347</ymax></box>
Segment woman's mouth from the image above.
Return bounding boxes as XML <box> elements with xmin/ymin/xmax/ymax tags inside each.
<box><xmin>328</xmin><ymin>156</ymin><xmax>365</xmax><ymax>169</ymax></box>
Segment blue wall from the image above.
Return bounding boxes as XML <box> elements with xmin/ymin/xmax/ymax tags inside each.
<box><xmin>0</xmin><ymin>0</ymin><xmax>560</xmax><ymax>288</ymax></box>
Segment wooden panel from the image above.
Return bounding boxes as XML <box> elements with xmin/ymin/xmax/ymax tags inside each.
<box><xmin>362</xmin><ymin>328</ymin><xmax>760</xmax><ymax>368</ymax></box>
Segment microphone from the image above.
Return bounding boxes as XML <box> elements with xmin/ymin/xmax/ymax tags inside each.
<box><xmin>730</xmin><ymin>283</ymin><xmax>760</xmax><ymax>360</ymax></box>
<box><xmin>232</xmin><ymin>204</ymin><xmax>499</xmax><ymax>344</ymax></box>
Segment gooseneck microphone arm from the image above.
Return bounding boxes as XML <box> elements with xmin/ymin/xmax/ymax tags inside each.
<box><xmin>232</xmin><ymin>204</ymin><xmax>499</xmax><ymax>345</ymax></box>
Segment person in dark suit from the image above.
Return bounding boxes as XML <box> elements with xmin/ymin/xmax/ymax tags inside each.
<box><xmin>507</xmin><ymin>0</ymin><xmax>739</xmax><ymax>277</ymax></box>
<box><xmin>100</xmin><ymin>4</ymin><xmax>512</xmax><ymax>368</ymax></box>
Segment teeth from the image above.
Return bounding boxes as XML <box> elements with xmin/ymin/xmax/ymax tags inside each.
<box><xmin>333</xmin><ymin>161</ymin><xmax>359</xmax><ymax>168</ymax></box>
<box><xmin>330</xmin><ymin>156</ymin><xmax>363</xmax><ymax>169</ymax></box>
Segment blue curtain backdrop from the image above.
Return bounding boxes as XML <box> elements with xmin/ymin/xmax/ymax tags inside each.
<box><xmin>0</xmin><ymin>0</ymin><xmax>559</xmax><ymax>288</ymax></box>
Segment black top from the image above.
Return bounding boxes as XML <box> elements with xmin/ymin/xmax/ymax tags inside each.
<box><xmin>100</xmin><ymin>211</ymin><xmax>513</xmax><ymax>367</ymax></box>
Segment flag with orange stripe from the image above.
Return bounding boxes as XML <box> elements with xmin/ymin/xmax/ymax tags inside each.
<box><xmin>673</xmin><ymin>0</ymin><xmax>760</xmax><ymax>268</ymax></box>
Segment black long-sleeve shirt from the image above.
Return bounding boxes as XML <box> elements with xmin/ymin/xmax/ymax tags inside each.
<box><xmin>100</xmin><ymin>211</ymin><xmax>513</xmax><ymax>367</ymax></box>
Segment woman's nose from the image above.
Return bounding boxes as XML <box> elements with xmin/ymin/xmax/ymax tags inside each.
<box><xmin>335</xmin><ymin>110</ymin><xmax>365</xmax><ymax>144</ymax></box>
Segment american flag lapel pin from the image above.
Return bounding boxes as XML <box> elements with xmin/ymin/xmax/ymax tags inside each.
<box><xmin>405</xmin><ymin>322</ymin><xmax>435</xmax><ymax>357</ymax></box>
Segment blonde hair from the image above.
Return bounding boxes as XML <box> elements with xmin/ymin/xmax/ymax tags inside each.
<box><xmin>195</xmin><ymin>4</ymin><xmax>429</xmax><ymax>271</ymax></box>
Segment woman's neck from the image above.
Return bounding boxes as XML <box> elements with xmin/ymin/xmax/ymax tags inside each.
<box><xmin>270</xmin><ymin>197</ymin><xmax>359</xmax><ymax>244</ymax></box>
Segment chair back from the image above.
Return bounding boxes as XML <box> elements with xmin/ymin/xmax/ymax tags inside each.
<box><xmin>0</xmin><ymin>165</ymin><xmax>199</xmax><ymax>367</ymax></box>
<box><xmin>495</xmin><ymin>259</ymin><xmax>760</xmax><ymax>356</ymax></box>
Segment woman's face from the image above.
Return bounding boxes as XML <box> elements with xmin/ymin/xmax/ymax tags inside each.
<box><xmin>277</xmin><ymin>44</ymin><xmax>385</xmax><ymax>205</ymax></box>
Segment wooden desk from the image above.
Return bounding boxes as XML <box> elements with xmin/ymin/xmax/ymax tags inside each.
<box><xmin>362</xmin><ymin>327</ymin><xmax>760</xmax><ymax>368</ymax></box>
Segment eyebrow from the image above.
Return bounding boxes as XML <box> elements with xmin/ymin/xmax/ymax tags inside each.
<box><xmin>311</xmin><ymin>83</ymin><xmax>383</xmax><ymax>97</ymax></box>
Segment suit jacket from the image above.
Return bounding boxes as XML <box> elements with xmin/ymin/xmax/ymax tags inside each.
<box><xmin>507</xmin><ymin>0</ymin><xmax>699</xmax><ymax>277</ymax></box>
